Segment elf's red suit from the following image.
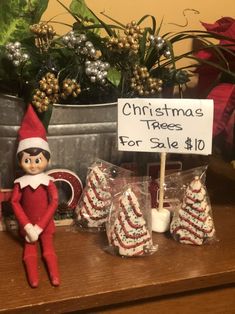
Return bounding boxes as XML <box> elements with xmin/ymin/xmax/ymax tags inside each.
<box><xmin>11</xmin><ymin>176</ymin><xmax>59</xmax><ymax>287</ymax></box>
<box><xmin>11</xmin><ymin>104</ymin><xmax>60</xmax><ymax>288</ymax></box>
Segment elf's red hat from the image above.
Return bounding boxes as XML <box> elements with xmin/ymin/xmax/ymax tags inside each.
<box><xmin>17</xmin><ymin>104</ymin><xmax>50</xmax><ymax>154</ymax></box>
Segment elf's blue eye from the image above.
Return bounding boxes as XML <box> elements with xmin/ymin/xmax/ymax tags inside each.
<box><xmin>35</xmin><ymin>158</ymin><xmax>41</xmax><ymax>164</ymax></box>
<box><xmin>24</xmin><ymin>158</ymin><xmax>31</xmax><ymax>164</ymax></box>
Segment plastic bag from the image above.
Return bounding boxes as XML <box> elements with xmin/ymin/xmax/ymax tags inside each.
<box><xmin>105</xmin><ymin>178</ymin><xmax>158</xmax><ymax>257</ymax></box>
<box><xmin>162</xmin><ymin>166</ymin><xmax>216</xmax><ymax>245</ymax></box>
<box><xmin>73</xmin><ymin>159</ymin><xmax>132</xmax><ymax>231</ymax></box>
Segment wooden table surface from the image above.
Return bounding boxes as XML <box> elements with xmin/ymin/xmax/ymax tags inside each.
<box><xmin>0</xmin><ymin>203</ymin><xmax>235</xmax><ymax>313</ymax></box>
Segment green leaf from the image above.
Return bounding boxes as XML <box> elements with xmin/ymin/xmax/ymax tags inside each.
<box><xmin>0</xmin><ymin>0</ymin><xmax>49</xmax><ymax>45</ymax></box>
<box><xmin>156</xmin><ymin>17</ymin><xmax>164</xmax><ymax>36</ymax></box>
<box><xmin>100</xmin><ymin>11</ymin><xmax>125</xmax><ymax>29</ymax></box>
<box><xmin>69</xmin><ymin>0</ymin><xmax>99</xmax><ymax>24</ymax></box>
<box><xmin>137</xmin><ymin>15</ymin><xmax>156</xmax><ymax>34</ymax></box>
<box><xmin>144</xmin><ymin>47</ymin><xmax>159</xmax><ymax>69</ymax></box>
<box><xmin>139</xmin><ymin>28</ymin><xmax>149</xmax><ymax>63</ymax></box>
<box><xmin>38</xmin><ymin>104</ymin><xmax>53</xmax><ymax>131</ymax></box>
<box><xmin>28</xmin><ymin>0</ymin><xmax>49</xmax><ymax>22</ymax></box>
<box><xmin>70</xmin><ymin>0</ymin><xmax>116</xmax><ymax>36</ymax></box>
<box><xmin>107</xmin><ymin>67</ymin><xmax>121</xmax><ymax>87</ymax></box>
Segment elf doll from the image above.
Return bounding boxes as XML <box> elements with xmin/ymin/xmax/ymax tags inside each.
<box><xmin>11</xmin><ymin>104</ymin><xmax>60</xmax><ymax>288</ymax></box>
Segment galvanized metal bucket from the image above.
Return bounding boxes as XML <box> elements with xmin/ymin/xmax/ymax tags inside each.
<box><xmin>0</xmin><ymin>93</ymin><xmax>129</xmax><ymax>188</ymax></box>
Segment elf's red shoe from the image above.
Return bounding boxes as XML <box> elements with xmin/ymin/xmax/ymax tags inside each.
<box><xmin>43</xmin><ymin>253</ymin><xmax>60</xmax><ymax>286</ymax></box>
<box><xmin>23</xmin><ymin>255</ymin><xmax>39</xmax><ymax>288</ymax></box>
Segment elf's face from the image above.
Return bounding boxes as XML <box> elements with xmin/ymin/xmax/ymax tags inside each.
<box><xmin>20</xmin><ymin>152</ymin><xmax>49</xmax><ymax>175</ymax></box>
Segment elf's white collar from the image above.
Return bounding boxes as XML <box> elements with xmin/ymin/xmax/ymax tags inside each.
<box><xmin>14</xmin><ymin>173</ymin><xmax>54</xmax><ymax>189</ymax></box>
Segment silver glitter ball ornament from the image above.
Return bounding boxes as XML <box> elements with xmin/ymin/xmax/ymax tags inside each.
<box><xmin>63</xmin><ymin>35</ymin><xmax>70</xmax><ymax>43</ymax></box>
<box><xmin>13</xmin><ymin>60</ymin><xmax>20</xmax><ymax>66</ymax></box>
<box><xmin>85</xmin><ymin>68</ymin><xmax>92</xmax><ymax>76</ymax></box>
<box><xmin>149</xmin><ymin>35</ymin><xmax>155</xmax><ymax>42</ymax></box>
<box><xmin>71</xmin><ymin>36</ymin><xmax>77</xmax><ymax>45</ymax></box>
<box><xmin>13</xmin><ymin>51</ymin><xmax>21</xmax><ymax>60</ymax></box>
<box><xmin>164</xmin><ymin>49</ymin><xmax>171</xmax><ymax>58</ymax></box>
<box><xmin>22</xmin><ymin>53</ymin><xmax>29</xmax><ymax>61</ymax></box>
<box><xmin>157</xmin><ymin>42</ymin><xmax>164</xmax><ymax>50</ymax></box>
<box><xmin>80</xmin><ymin>34</ymin><xmax>87</xmax><ymax>42</ymax></box>
<box><xmin>156</xmin><ymin>36</ymin><xmax>164</xmax><ymax>43</ymax></box>
<box><xmin>104</xmin><ymin>62</ymin><xmax>110</xmax><ymax>70</ymax></box>
<box><xmin>85</xmin><ymin>41</ymin><xmax>93</xmax><ymax>48</ymax></box>
<box><xmin>97</xmin><ymin>73</ymin><xmax>104</xmax><ymax>81</ymax></box>
<box><xmin>90</xmin><ymin>76</ymin><xmax>96</xmax><ymax>83</ymax></box>
<box><xmin>14</xmin><ymin>42</ymin><xmax>21</xmax><ymax>49</ymax></box>
<box><xmin>85</xmin><ymin>60</ymin><xmax>91</xmax><ymax>66</ymax></box>
<box><xmin>102</xmin><ymin>70</ymin><xmax>108</xmax><ymax>77</ymax></box>
<box><xmin>89</xmin><ymin>48</ymin><xmax>96</xmax><ymax>57</ymax></box>
<box><xmin>6</xmin><ymin>53</ymin><xmax>13</xmax><ymax>60</ymax></box>
<box><xmin>91</xmin><ymin>68</ymin><xmax>98</xmax><ymax>76</ymax></box>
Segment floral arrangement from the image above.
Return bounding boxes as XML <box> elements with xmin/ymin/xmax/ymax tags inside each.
<box><xmin>0</xmin><ymin>0</ymin><xmax>235</xmax><ymax>135</ymax></box>
<box><xmin>195</xmin><ymin>17</ymin><xmax>235</xmax><ymax>160</ymax></box>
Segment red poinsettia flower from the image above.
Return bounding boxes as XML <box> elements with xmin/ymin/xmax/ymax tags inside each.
<box><xmin>195</xmin><ymin>17</ymin><xmax>235</xmax><ymax>148</ymax></box>
<box><xmin>208</xmin><ymin>83</ymin><xmax>235</xmax><ymax>145</ymax></box>
<box><xmin>201</xmin><ymin>17</ymin><xmax>235</xmax><ymax>50</ymax></box>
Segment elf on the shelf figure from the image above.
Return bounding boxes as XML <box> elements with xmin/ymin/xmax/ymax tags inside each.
<box><xmin>11</xmin><ymin>104</ymin><xmax>60</xmax><ymax>288</ymax></box>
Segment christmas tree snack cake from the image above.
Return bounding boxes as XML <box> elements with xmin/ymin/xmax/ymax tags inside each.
<box><xmin>170</xmin><ymin>176</ymin><xmax>216</xmax><ymax>245</ymax></box>
<box><xmin>74</xmin><ymin>160</ymin><xmax>132</xmax><ymax>231</ymax></box>
<box><xmin>107</xmin><ymin>186</ymin><xmax>156</xmax><ymax>256</ymax></box>
<box><xmin>75</xmin><ymin>163</ymin><xmax>112</xmax><ymax>229</ymax></box>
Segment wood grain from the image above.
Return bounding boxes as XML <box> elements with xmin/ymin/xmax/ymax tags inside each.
<box><xmin>0</xmin><ymin>204</ymin><xmax>234</xmax><ymax>313</ymax></box>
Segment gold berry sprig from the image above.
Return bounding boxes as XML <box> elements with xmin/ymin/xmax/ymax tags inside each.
<box><xmin>130</xmin><ymin>65</ymin><xmax>163</xmax><ymax>96</ymax></box>
<box><xmin>32</xmin><ymin>72</ymin><xmax>59</xmax><ymax>112</ymax></box>
<box><xmin>30</xmin><ymin>22</ymin><xmax>56</xmax><ymax>52</ymax></box>
<box><xmin>106</xmin><ymin>21</ymin><xmax>144</xmax><ymax>55</ymax></box>
<box><xmin>60</xmin><ymin>79</ymin><xmax>81</xmax><ymax>100</ymax></box>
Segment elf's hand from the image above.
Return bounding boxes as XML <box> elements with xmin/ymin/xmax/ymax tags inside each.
<box><xmin>24</xmin><ymin>223</ymin><xmax>38</xmax><ymax>243</ymax></box>
<box><xmin>34</xmin><ymin>224</ymin><xmax>43</xmax><ymax>236</ymax></box>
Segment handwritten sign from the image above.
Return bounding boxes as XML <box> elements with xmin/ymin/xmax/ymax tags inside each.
<box><xmin>117</xmin><ymin>98</ymin><xmax>214</xmax><ymax>155</ymax></box>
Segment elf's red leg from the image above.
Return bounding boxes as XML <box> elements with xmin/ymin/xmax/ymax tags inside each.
<box><xmin>40</xmin><ymin>233</ymin><xmax>60</xmax><ymax>286</ymax></box>
<box><xmin>23</xmin><ymin>242</ymin><xmax>39</xmax><ymax>288</ymax></box>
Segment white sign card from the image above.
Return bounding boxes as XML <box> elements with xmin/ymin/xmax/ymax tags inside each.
<box><xmin>117</xmin><ymin>98</ymin><xmax>214</xmax><ymax>155</ymax></box>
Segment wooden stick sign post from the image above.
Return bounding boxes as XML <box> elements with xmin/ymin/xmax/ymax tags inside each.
<box><xmin>151</xmin><ymin>151</ymin><xmax>172</xmax><ymax>232</ymax></box>
<box><xmin>117</xmin><ymin>98</ymin><xmax>214</xmax><ymax>232</ymax></box>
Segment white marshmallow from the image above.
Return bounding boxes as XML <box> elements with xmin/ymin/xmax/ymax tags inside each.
<box><xmin>151</xmin><ymin>208</ymin><xmax>171</xmax><ymax>233</ymax></box>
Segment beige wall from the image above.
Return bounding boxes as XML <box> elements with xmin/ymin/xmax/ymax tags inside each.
<box><xmin>43</xmin><ymin>0</ymin><xmax>235</xmax><ymax>35</ymax></box>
